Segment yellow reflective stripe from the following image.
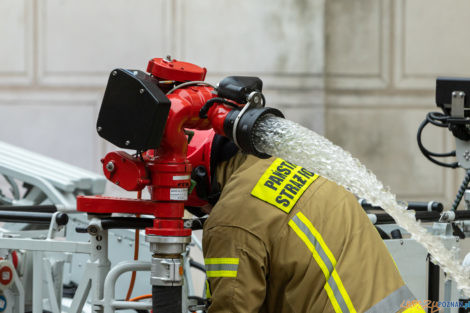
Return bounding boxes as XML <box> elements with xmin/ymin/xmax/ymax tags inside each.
<box><xmin>204</xmin><ymin>258</ymin><xmax>239</xmax><ymax>265</ymax></box>
<box><xmin>288</xmin><ymin>220</ymin><xmax>330</xmax><ymax>277</ymax></box>
<box><xmin>330</xmin><ymin>270</ymin><xmax>355</xmax><ymax>312</ymax></box>
<box><xmin>205</xmin><ymin>258</ymin><xmax>239</xmax><ymax>278</ymax></box>
<box><xmin>297</xmin><ymin>212</ymin><xmax>337</xmax><ymax>266</ymax></box>
<box><xmin>324</xmin><ymin>282</ymin><xmax>343</xmax><ymax>313</ymax></box>
<box><xmin>296</xmin><ymin>212</ymin><xmax>356</xmax><ymax>313</ymax></box>
<box><xmin>290</xmin><ymin>212</ymin><xmax>357</xmax><ymax>313</ymax></box>
<box><xmin>403</xmin><ymin>303</ymin><xmax>425</xmax><ymax>312</ymax></box>
<box><xmin>206</xmin><ymin>270</ymin><xmax>238</xmax><ymax>278</ymax></box>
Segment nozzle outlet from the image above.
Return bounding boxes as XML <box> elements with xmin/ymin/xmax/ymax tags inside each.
<box><xmin>223</xmin><ymin>107</ymin><xmax>284</xmax><ymax>158</ymax></box>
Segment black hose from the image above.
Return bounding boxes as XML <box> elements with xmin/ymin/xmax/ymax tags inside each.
<box><xmin>190</xmin><ymin>259</ymin><xmax>206</xmax><ymax>272</ymax></box>
<box><xmin>451</xmin><ymin>169</ymin><xmax>470</xmax><ymax>210</ymax></box>
<box><xmin>417</xmin><ymin>117</ymin><xmax>458</xmax><ymax>168</ymax></box>
<box><xmin>152</xmin><ymin>286</ymin><xmax>182</xmax><ymax>313</ymax></box>
<box><xmin>199</xmin><ymin>98</ymin><xmax>239</xmax><ymax>118</ymax></box>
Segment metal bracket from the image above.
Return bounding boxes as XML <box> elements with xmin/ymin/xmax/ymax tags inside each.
<box><xmin>451</xmin><ymin>91</ymin><xmax>466</xmax><ymax>117</ymax></box>
<box><xmin>232</xmin><ymin>91</ymin><xmax>265</xmax><ymax>148</ymax></box>
<box><xmin>150</xmin><ymin>257</ymin><xmax>183</xmax><ymax>286</ymax></box>
<box><xmin>450</xmin><ymin>91</ymin><xmax>470</xmax><ymax>169</ymax></box>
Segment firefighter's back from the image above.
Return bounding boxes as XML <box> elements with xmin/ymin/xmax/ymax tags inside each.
<box><xmin>203</xmin><ymin>155</ymin><xmax>419</xmax><ymax>313</ymax></box>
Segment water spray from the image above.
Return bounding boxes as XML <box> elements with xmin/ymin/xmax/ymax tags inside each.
<box><xmin>252</xmin><ymin>115</ymin><xmax>470</xmax><ymax>296</ymax></box>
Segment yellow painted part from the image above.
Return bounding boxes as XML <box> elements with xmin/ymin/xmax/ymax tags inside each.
<box><xmin>251</xmin><ymin>158</ymin><xmax>319</xmax><ymax>213</ymax></box>
<box><xmin>206</xmin><ymin>270</ymin><xmax>238</xmax><ymax>278</ymax></box>
<box><xmin>205</xmin><ymin>280</ymin><xmax>212</xmax><ymax>299</ymax></box>
<box><xmin>204</xmin><ymin>258</ymin><xmax>239</xmax><ymax>265</ymax></box>
<box><xmin>403</xmin><ymin>303</ymin><xmax>426</xmax><ymax>312</ymax></box>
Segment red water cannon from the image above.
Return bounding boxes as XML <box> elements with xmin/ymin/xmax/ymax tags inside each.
<box><xmin>76</xmin><ymin>56</ymin><xmax>283</xmax><ymax>312</ymax></box>
<box><xmin>77</xmin><ymin>57</ymin><xmax>283</xmax><ymax>236</ymax></box>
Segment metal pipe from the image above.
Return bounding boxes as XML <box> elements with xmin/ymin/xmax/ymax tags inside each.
<box><xmin>428</xmin><ymin>257</ymin><xmax>440</xmax><ymax>309</ymax></box>
<box><xmin>111</xmin><ymin>301</ymin><xmax>152</xmax><ymax>310</ymax></box>
<box><xmin>0</xmin><ymin>205</ymin><xmax>57</xmax><ymax>213</ymax></box>
<box><xmin>360</xmin><ymin>199</ymin><xmax>444</xmax><ymax>212</ymax></box>
<box><xmin>102</xmin><ymin>261</ymin><xmax>151</xmax><ymax>313</ymax></box>
<box><xmin>0</xmin><ymin>211</ymin><xmax>68</xmax><ymax>225</ymax></box>
<box><xmin>100</xmin><ymin>217</ymin><xmax>153</xmax><ymax>230</ymax></box>
<box><xmin>369</xmin><ymin>211</ymin><xmax>445</xmax><ymax>225</ymax></box>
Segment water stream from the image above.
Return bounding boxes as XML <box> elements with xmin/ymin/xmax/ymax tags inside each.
<box><xmin>252</xmin><ymin>116</ymin><xmax>470</xmax><ymax>296</ymax></box>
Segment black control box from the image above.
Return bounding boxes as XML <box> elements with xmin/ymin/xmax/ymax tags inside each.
<box><xmin>97</xmin><ymin>69</ymin><xmax>171</xmax><ymax>151</ymax></box>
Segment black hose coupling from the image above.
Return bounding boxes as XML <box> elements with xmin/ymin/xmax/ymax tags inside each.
<box><xmin>223</xmin><ymin>107</ymin><xmax>284</xmax><ymax>158</ymax></box>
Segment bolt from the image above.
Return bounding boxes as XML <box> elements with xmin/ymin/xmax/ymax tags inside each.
<box><xmin>112</xmin><ymin>71</ymin><xmax>117</xmax><ymax>76</ymax></box>
<box><xmin>117</xmin><ymin>236</ymin><xmax>122</xmax><ymax>242</ymax></box>
<box><xmin>464</xmin><ymin>151</ymin><xmax>470</xmax><ymax>161</ymax></box>
<box><xmin>139</xmin><ymin>88</ymin><xmax>145</xmax><ymax>94</ymax></box>
<box><xmin>460</xmin><ymin>92</ymin><xmax>465</xmax><ymax>98</ymax></box>
<box><xmin>133</xmin><ymin>71</ymin><xmax>138</xmax><ymax>76</ymax></box>
<box><xmin>97</xmin><ymin>126</ymin><xmax>102</xmax><ymax>132</ymax></box>
<box><xmin>96</xmin><ymin>245</ymin><xmax>102</xmax><ymax>251</ymax></box>
<box><xmin>96</xmin><ymin>235</ymin><xmax>102</xmax><ymax>241</ymax></box>
<box><xmin>166</xmin><ymin>55</ymin><xmax>172</xmax><ymax>61</ymax></box>
<box><xmin>106</xmin><ymin>161</ymin><xmax>115</xmax><ymax>172</ymax></box>
<box><xmin>253</xmin><ymin>96</ymin><xmax>260</xmax><ymax>104</ymax></box>
<box><xmin>400</xmin><ymin>240</ymin><xmax>404</xmax><ymax>245</ymax></box>
<box><xmin>87</xmin><ymin>225</ymin><xmax>98</xmax><ymax>236</ymax></box>
<box><xmin>125</xmin><ymin>140</ymin><xmax>130</xmax><ymax>146</ymax></box>
<box><xmin>452</xmin><ymin>91</ymin><xmax>458</xmax><ymax>98</ymax></box>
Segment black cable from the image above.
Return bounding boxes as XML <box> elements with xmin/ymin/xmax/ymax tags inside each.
<box><xmin>189</xmin><ymin>259</ymin><xmax>206</xmax><ymax>272</ymax></box>
<box><xmin>423</xmin><ymin>113</ymin><xmax>456</xmax><ymax>157</ymax></box>
<box><xmin>417</xmin><ymin>117</ymin><xmax>458</xmax><ymax>168</ymax></box>
<box><xmin>418</xmin><ymin>123</ymin><xmax>456</xmax><ymax>158</ymax></box>
<box><xmin>451</xmin><ymin>169</ymin><xmax>470</xmax><ymax>210</ymax></box>
<box><xmin>199</xmin><ymin>98</ymin><xmax>239</xmax><ymax>118</ymax></box>
<box><xmin>427</xmin><ymin>112</ymin><xmax>450</xmax><ymax>127</ymax></box>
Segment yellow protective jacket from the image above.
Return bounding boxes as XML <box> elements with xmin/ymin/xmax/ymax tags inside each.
<box><xmin>203</xmin><ymin>154</ymin><xmax>424</xmax><ymax>313</ymax></box>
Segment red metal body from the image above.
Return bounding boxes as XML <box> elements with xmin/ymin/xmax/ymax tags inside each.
<box><xmin>147</xmin><ymin>57</ymin><xmax>207</xmax><ymax>82</ymax></box>
<box><xmin>77</xmin><ymin>58</ymin><xmax>239</xmax><ymax>237</ymax></box>
<box><xmin>186</xmin><ymin>129</ymin><xmax>215</xmax><ymax>207</ymax></box>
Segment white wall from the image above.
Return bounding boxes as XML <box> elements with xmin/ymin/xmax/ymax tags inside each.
<box><xmin>325</xmin><ymin>0</ymin><xmax>470</xmax><ymax>206</ymax></box>
<box><xmin>0</xmin><ymin>0</ymin><xmax>325</xmax><ymax>176</ymax></box>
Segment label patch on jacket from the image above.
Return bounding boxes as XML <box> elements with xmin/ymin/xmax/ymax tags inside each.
<box><xmin>251</xmin><ymin>158</ymin><xmax>319</xmax><ymax>213</ymax></box>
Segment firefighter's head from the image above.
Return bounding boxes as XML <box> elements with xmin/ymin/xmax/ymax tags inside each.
<box><xmin>185</xmin><ymin>129</ymin><xmax>239</xmax><ymax>216</ymax></box>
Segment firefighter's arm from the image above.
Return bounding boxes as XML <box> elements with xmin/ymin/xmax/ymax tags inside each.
<box><xmin>203</xmin><ymin>225</ymin><xmax>268</xmax><ymax>313</ymax></box>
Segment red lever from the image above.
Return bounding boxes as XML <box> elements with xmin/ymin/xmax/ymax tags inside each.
<box><xmin>147</xmin><ymin>57</ymin><xmax>207</xmax><ymax>82</ymax></box>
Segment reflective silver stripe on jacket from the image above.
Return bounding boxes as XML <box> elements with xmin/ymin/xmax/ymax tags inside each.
<box><xmin>365</xmin><ymin>285</ymin><xmax>415</xmax><ymax>313</ymax></box>
<box><xmin>205</xmin><ymin>264</ymin><xmax>239</xmax><ymax>271</ymax></box>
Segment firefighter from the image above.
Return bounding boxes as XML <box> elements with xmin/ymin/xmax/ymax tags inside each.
<box><xmin>186</xmin><ymin>129</ymin><xmax>425</xmax><ymax>313</ymax></box>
